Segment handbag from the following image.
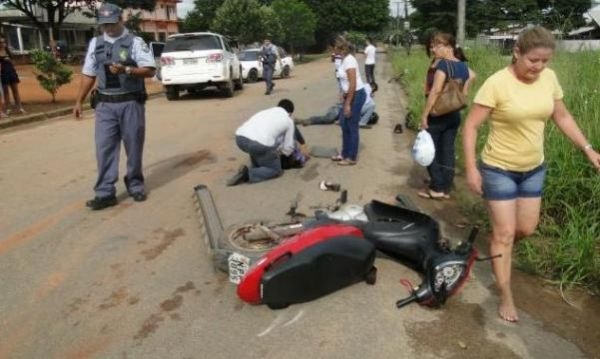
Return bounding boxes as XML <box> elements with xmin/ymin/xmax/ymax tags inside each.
<box><xmin>430</xmin><ymin>60</ymin><xmax>466</xmax><ymax>117</ymax></box>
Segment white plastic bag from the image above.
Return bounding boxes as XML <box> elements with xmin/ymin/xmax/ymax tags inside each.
<box><xmin>412</xmin><ymin>130</ymin><xmax>435</xmax><ymax>166</ymax></box>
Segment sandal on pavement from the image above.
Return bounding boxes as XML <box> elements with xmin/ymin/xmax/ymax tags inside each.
<box><xmin>337</xmin><ymin>159</ymin><xmax>356</xmax><ymax>166</ymax></box>
<box><xmin>418</xmin><ymin>189</ymin><xmax>449</xmax><ymax>200</ymax></box>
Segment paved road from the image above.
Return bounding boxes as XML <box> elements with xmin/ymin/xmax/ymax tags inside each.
<box><xmin>0</xmin><ymin>55</ymin><xmax>597</xmax><ymax>359</ymax></box>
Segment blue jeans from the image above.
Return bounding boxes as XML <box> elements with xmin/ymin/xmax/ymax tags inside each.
<box><xmin>263</xmin><ymin>63</ymin><xmax>274</xmax><ymax>91</ymax></box>
<box><xmin>235</xmin><ymin>135</ymin><xmax>282</xmax><ymax>183</ymax></box>
<box><xmin>307</xmin><ymin>104</ymin><xmax>343</xmax><ymax>125</ymax></box>
<box><xmin>479</xmin><ymin>161</ymin><xmax>546</xmax><ymax>200</ymax></box>
<box><xmin>340</xmin><ymin>88</ymin><xmax>366</xmax><ymax>161</ymax></box>
<box><xmin>358</xmin><ymin>101</ymin><xmax>375</xmax><ymax>126</ymax></box>
<box><xmin>426</xmin><ymin>111</ymin><xmax>461</xmax><ymax>193</ymax></box>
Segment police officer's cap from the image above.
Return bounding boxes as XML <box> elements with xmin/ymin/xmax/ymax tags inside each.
<box><xmin>97</xmin><ymin>3</ymin><xmax>122</xmax><ymax>24</ymax></box>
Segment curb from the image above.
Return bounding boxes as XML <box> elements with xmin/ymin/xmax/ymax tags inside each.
<box><xmin>0</xmin><ymin>91</ymin><xmax>164</xmax><ymax>130</ymax></box>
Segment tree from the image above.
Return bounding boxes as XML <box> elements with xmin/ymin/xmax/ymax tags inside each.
<box><xmin>0</xmin><ymin>0</ymin><xmax>97</xmax><ymax>42</ymax></box>
<box><xmin>124</xmin><ymin>11</ymin><xmax>144</xmax><ymax>32</ymax></box>
<box><xmin>211</xmin><ymin>0</ymin><xmax>263</xmax><ymax>45</ymax></box>
<box><xmin>409</xmin><ymin>0</ymin><xmax>461</xmax><ymax>36</ymax></box>
<box><xmin>409</xmin><ymin>0</ymin><xmax>592</xmax><ymax>38</ymax></box>
<box><xmin>271</xmin><ymin>0</ymin><xmax>317</xmax><ymax>53</ymax></box>
<box><xmin>180</xmin><ymin>0</ymin><xmax>225</xmax><ymax>32</ymax></box>
<box><xmin>258</xmin><ymin>5</ymin><xmax>283</xmax><ymax>44</ymax></box>
<box><xmin>0</xmin><ymin>1</ymin><xmax>157</xmax><ymax>43</ymax></box>
<box><xmin>302</xmin><ymin>0</ymin><xmax>390</xmax><ymax>48</ymax></box>
<box><xmin>538</xmin><ymin>0</ymin><xmax>591</xmax><ymax>34</ymax></box>
<box><xmin>122</xmin><ymin>11</ymin><xmax>154</xmax><ymax>43</ymax></box>
<box><xmin>29</xmin><ymin>49</ymin><xmax>73</xmax><ymax>103</ymax></box>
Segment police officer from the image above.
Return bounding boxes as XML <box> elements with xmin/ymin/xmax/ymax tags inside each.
<box><xmin>259</xmin><ymin>36</ymin><xmax>279</xmax><ymax>95</ymax></box>
<box><xmin>73</xmin><ymin>3</ymin><xmax>156</xmax><ymax>210</ymax></box>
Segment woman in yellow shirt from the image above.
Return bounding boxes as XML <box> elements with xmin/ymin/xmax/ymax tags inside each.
<box><xmin>462</xmin><ymin>26</ymin><xmax>600</xmax><ymax>323</ymax></box>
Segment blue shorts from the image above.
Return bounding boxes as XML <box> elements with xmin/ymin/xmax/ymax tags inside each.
<box><xmin>479</xmin><ymin>161</ymin><xmax>546</xmax><ymax>200</ymax></box>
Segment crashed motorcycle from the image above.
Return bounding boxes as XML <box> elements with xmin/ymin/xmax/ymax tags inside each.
<box><xmin>194</xmin><ymin>185</ymin><xmax>492</xmax><ymax>309</ymax></box>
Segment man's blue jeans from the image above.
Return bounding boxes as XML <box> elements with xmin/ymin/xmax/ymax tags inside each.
<box><xmin>358</xmin><ymin>101</ymin><xmax>376</xmax><ymax>126</ymax></box>
<box><xmin>235</xmin><ymin>135</ymin><xmax>282</xmax><ymax>183</ymax></box>
<box><xmin>307</xmin><ymin>104</ymin><xmax>342</xmax><ymax>125</ymax></box>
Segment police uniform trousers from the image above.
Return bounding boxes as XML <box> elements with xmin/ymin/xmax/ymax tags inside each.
<box><xmin>94</xmin><ymin>100</ymin><xmax>145</xmax><ymax>197</ymax></box>
<box><xmin>263</xmin><ymin>63</ymin><xmax>275</xmax><ymax>91</ymax></box>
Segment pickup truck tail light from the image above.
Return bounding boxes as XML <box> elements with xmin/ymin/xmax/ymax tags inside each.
<box><xmin>161</xmin><ymin>56</ymin><xmax>175</xmax><ymax>66</ymax></box>
<box><xmin>206</xmin><ymin>53</ymin><xmax>224</xmax><ymax>63</ymax></box>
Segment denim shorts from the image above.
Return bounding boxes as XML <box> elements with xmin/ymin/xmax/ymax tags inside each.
<box><xmin>479</xmin><ymin>161</ymin><xmax>546</xmax><ymax>200</ymax></box>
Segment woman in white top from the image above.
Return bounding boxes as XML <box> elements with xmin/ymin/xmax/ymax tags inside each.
<box><xmin>332</xmin><ymin>36</ymin><xmax>366</xmax><ymax>165</ymax></box>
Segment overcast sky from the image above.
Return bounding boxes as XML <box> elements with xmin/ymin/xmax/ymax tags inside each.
<box><xmin>177</xmin><ymin>0</ymin><xmax>194</xmax><ymax>17</ymax></box>
<box><xmin>177</xmin><ymin>0</ymin><xmax>410</xmax><ymax>18</ymax></box>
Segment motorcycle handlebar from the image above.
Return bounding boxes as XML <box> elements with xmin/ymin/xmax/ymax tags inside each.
<box><xmin>396</xmin><ymin>294</ymin><xmax>417</xmax><ymax>309</ymax></box>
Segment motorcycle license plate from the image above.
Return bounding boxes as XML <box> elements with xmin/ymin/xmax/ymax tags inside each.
<box><xmin>228</xmin><ymin>252</ymin><xmax>251</xmax><ymax>284</ymax></box>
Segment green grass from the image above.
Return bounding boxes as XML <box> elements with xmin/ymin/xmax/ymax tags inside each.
<box><xmin>294</xmin><ymin>52</ymin><xmax>329</xmax><ymax>64</ymax></box>
<box><xmin>391</xmin><ymin>45</ymin><xmax>600</xmax><ymax>293</ymax></box>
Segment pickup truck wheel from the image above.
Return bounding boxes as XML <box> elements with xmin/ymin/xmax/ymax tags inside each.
<box><xmin>221</xmin><ymin>77</ymin><xmax>234</xmax><ymax>98</ymax></box>
<box><xmin>234</xmin><ymin>67</ymin><xmax>244</xmax><ymax>90</ymax></box>
<box><xmin>247</xmin><ymin>69</ymin><xmax>258</xmax><ymax>83</ymax></box>
<box><xmin>165</xmin><ymin>85</ymin><xmax>179</xmax><ymax>101</ymax></box>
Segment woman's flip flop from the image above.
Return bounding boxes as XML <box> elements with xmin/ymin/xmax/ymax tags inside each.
<box><xmin>337</xmin><ymin>159</ymin><xmax>357</xmax><ymax>166</ymax></box>
<box><xmin>418</xmin><ymin>189</ymin><xmax>449</xmax><ymax>199</ymax></box>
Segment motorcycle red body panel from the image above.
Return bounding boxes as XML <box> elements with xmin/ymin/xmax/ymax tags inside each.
<box><xmin>237</xmin><ymin>224</ymin><xmax>365</xmax><ymax>305</ymax></box>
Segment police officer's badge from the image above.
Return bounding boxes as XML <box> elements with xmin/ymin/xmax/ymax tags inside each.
<box><xmin>119</xmin><ymin>49</ymin><xmax>128</xmax><ymax>61</ymax></box>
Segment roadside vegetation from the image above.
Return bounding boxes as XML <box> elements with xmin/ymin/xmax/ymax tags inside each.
<box><xmin>30</xmin><ymin>50</ymin><xmax>73</xmax><ymax>103</ymax></box>
<box><xmin>391</xmin><ymin>45</ymin><xmax>600</xmax><ymax>294</ymax></box>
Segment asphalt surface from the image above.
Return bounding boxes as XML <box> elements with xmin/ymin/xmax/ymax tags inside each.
<box><xmin>0</xmin><ymin>53</ymin><xmax>597</xmax><ymax>359</ymax></box>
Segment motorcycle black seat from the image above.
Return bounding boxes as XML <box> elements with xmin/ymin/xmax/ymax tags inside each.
<box><xmin>361</xmin><ymin>201</ymin><xmax>440</xmax><ymax>267</ymax></box>
<box><xmin>363</xmin><ymin>200</ymin><xmax>436</xmax><ymax>227</ymax></box>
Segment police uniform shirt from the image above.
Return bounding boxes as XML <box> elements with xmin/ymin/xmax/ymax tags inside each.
<box><xmin>81</xmin><ymin>28</ymin><xmax>156</xmax><ymax>78</ymax></box>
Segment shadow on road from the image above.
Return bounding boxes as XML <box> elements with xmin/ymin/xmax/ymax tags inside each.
<box><xmin>143</xmin><ymin>150</ymin><xmax>217</xmax><ymax>193</ymax></box>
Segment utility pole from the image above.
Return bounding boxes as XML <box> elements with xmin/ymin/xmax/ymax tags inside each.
<box><xmin>457</xmin><ymin>0</ymin><xmax>466</xmax><ymax>45</ymax></box>
<box><xmin>395</xmin><ymin>1</ymin><xmax>401</xmax><ymax>46</ymax></box>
